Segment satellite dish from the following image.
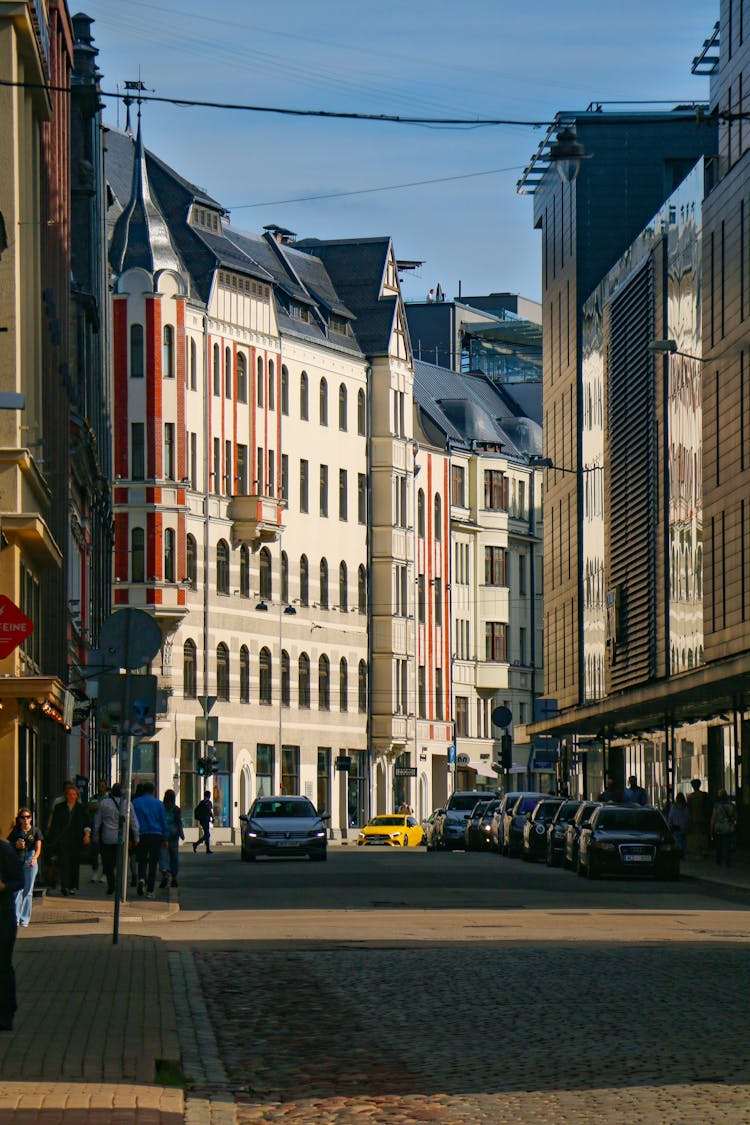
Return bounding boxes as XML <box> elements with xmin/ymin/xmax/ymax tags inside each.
<box><xmin>99</xmin><ymin>608</ymin><xmax>162</xmax><ymax>670</ymax></box>
<box><xmin>491</xmin><ymin>705</ymin><xmax>513</xmax><ymax>729</ymax></box>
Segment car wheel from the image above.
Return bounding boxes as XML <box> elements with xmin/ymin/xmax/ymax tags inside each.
<box><xmin>402</xmin><ymin>836</ymin><xmax>409</xmax><ymax>846</ymax></box>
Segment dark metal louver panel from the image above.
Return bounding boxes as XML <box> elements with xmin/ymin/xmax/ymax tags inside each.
<box><xmin>606</xmin><ymin>257</ymin><xmax>657</xmax><ymax>690</ymax></box>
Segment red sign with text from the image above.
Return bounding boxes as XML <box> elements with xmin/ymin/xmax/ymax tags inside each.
<box><xmin>0</xmin><ymin>595</ymin><xmax>34</xmax><ymax>660</ymax></box>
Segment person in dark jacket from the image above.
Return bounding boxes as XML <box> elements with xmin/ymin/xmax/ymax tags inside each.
<box><xmin>0</xmin><ymin>837</ymin><xmax>25</xmax><ymax>1030</ymax></box>
<box><xmin>45</xmin><ymin>781</ymin><xmax>91</xmax><ymax>896</ymax></box>
<box><xmin>193</xmin><ymin>791</ymin><xmax>214</xmax><ymax>854</ymax></box>
<box><xmin>159</xmin><ymin>789</ymin><xmax>185</xmax><ymax>889</ymax></box>
<box><xmin>131</xmin><ymin>782</ymin><xmax>167</xmax><ymax>898</ymax></box>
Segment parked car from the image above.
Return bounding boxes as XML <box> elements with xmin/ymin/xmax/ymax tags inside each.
<box><xmin>422</xmin><ymin>809</ymin><xmax>440</xmax><ymax>848</ymax></box>
<box><xmin>240</xmin><ymin>796</ymin><xmax>329</xmax><ymax>862</ymax></box>
<box><xmin>489</xmin><ymin>792</ymin><xmax>525</xmax><ymax>852</ymax></box>
<box><xmin>564</xmin><ymin>801</ymin><xmax>601</xmax><ymax>869</ymax></box>
<box><xmin>431</xmin><ymin>791</ymin><xmax>494</xmax><ymax>851</ymax></box>
<box><xmin>578</xmin><ymin>805</ymin><xmax>680</xmax><ymax>880</ymax></box>
<box><xmin>545</xmin><ymin>799</ymin><xmax>584</xmax><ymax>866</ymax></box>
<box><xmin>358</xmin><ymin>815</ymin><xmax>424</xmax><ymax>847</ymax></box>
<box><xmin>502</xmin><ymin>793</ymin><xmax>546</xmax><ymax>857</ymax></box>
<box><xmin>465</xmin><ymin>799</ymin><xmax>500</xmax><ymax>851</ymax></box>
<box><xmin>522</xmin><ymin>798</ymin><xmax>565</xmax><ymax>862</ymax></box>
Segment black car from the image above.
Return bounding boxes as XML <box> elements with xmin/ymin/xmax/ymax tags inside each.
<box><xmin>502</xmin><ymin>793</ymin><xmax>545</xmax><ymax>858</ymax></box>
<box><xmin>545</xmin><ymin>799</ymin><xmax>584</xmax><ymax>866</ymax></box>
<box><xmin>431</xmin><ymin>790</ymin><xmax>493</xmax><ymax>851</ymax></box>
<box><xmin>521</xmin><ymin>798</ymin><xmax>565</xmax><ymax>862</ymax></box>
<box><xmin>465</xmin><ymin>799</ymin><xmax>501</xmax><ymax>851</ymax></box>
<box><xmin>563</xmin><ymin>801</ymin><xmax>601</xmax><ymax>869</ymax></box>
<box><xmin>239</xmin><ymin>796</ymin><xmax>329</xmax><ymax>862</ymax></box>
<box><xmin>577</xmin><ymin>805</ymin><xmax>680</xmax><ymax>880</ymax></box>
<box><xmin>489</xmin><ymin>791</ymin><xmax>524</xmax><ymax>853</ymax></box>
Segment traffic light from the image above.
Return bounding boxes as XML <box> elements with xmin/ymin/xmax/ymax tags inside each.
<box><xmin>197</xmin><ymin>757</ymin><xmax>209</xmax><ymax>777</ymax></box>
<box><xmin>501</xmin><ymin>733</ymin><xmax>513</xmax><ymax>772</ymax></box>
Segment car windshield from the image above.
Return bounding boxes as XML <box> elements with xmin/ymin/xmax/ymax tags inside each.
<box><xmin>535</xmin><ymin>801</ymin><xmax>562</xmax><ymax>820</ymax></box>
<box><xmin>370</xmin><ymin>816</ymin><xmax>404</xmax><ymax>827</ymax></box>
<box><xmin>557</xmin><ymin>801</ymin><xmax>582</xmax><ymax>820</ymax></box>
<box><xmin>595</xmin><ymin>809</ymin><xmax>666</xmax><ymax>831</ymax></box>
<box><xmin>471</xmin><ymin>802</ymin><xmax>491</xmax><ymax>817</ymax></box>
<box><xmin>514</xmin><ymin>795</ymin><xmax>542</xmax><ymax>814</ymax></box>
<box><xmin>449</xmin><ymin>794</ymin><xmax>487</xmax><ymax>810</ymax></box>
<box><xmin>577</xmin><ymin>804</ymin><xmax>598</xmax><ymax>823</ymax></box>
<box><xmin>252</xmin><ymin>800</ymin><xmax>317</xmax><ymax>818</ymax></box>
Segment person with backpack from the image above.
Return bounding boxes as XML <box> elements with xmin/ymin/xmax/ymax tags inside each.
<box><xmin>710</xmin><ymin>788</ymin><xmax>737</xmax><ymax>868</ymax></box>
<box><xmin>159</xmin><ymin>790</ymin><xmax>184</xmax><ymax>888</ymax></box>
<box><xmin>193</xmin><ymin>791</ymin><xmax>214</xmax><ymax>854</ymax></box>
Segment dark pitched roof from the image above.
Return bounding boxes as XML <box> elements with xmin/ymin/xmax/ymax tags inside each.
<box><xmin>108</xmin><ymin>124</ymin><xmax>183</xmax><ymax>277</ymax></box>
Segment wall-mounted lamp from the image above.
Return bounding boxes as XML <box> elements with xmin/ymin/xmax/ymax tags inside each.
<box><xmin>548</xmin><ymin>126</ymin><xmax>587</xmax><ymax>184</ymax></box>
<box><xmin>256</xmin><ymin>600</ymin><xmax>269</xmax><ymax>612</ymax></box>
<box><xmin>648</xmin><ymin>339</ymin><xmax>703</xmax><ymax>362</ymax></box>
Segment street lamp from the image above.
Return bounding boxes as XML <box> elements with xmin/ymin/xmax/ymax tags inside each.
<box><xmin>648</xmin><ymin>339</ymin><xmax>704</xmax><ymax>362</ymax></box>
<box><xmin>528</xmin><ymin>454</ymin><xmax>593</xmax><ymax>476</ymax></box>
<box><xmin>548</xmin><ymin>126</ymin><xmax>586</xmax><ymax>184</ymax></box>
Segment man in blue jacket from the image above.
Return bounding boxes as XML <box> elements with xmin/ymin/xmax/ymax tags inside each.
<box><xmin>0</xmin><ymin>837</ymin><xmax>25</xmax><ymax>1030</ymax></box>
<box><xmin>131</xmin><ymin>782</ymin><xmax>167</xmax><ymax>898</ymax></box>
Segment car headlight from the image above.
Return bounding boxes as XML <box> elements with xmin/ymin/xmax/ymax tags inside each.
<box><xmin>389</xmin><ymin>832</ymin><xmax>400</xmax><ymax>838</ymax></box>
<box><xmin>309</xmin><ymin>829</ymin><xmax>326</xmax><ymax>838</ymax></box>
<box><xmin>358</xmin><ymin>832</ymin><xmax>366</xmax><ymax>839</ymax></box>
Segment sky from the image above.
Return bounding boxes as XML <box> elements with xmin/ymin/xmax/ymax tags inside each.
<box><xmin>83</xmin><ymin>0</ymin><xmax>715</xmax><ymax>305</ymax></box>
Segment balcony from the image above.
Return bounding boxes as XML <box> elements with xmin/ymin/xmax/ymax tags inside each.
<box><xmin>227</xmin><ymin>493</ymin><xmax>285</xmax><ymax>548</ymax></box>
<box><xmin>475</xmin><ymin>661</ymin><xmax>510</xmax><ymax>691</ymax></box>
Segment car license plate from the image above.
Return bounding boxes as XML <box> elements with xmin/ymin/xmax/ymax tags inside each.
<box><xmin>277</xmin><ymin>840</ymin><xmax>299</xmax><ymax>847</ymax></box>
<box><xmin>624</xmin><ymin>853</ymin><xmax>652</xmax><ymax>863</ymax></box>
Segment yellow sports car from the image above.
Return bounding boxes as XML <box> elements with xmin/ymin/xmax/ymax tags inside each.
<box><xmin>357</xmin><ymin>815</ymin><xmax>424</xmax><ymax>847</ymax></box>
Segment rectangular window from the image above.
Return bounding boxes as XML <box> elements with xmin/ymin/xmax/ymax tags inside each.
<box><xmin>213</xmin><ymin>438</ymin><xmax>221</xmax><ymax>495</ymax></box>
<box><xmin>190</xmin><ymin>432</ymin><xmax>198</xmax><ymax>490</ymax></box>
<box><xmin>281</xmin><ymin>746</ymin><xmax>300</xmax><ymax>796</ymax></box>
<box><xmin>396</xmin><ymin>564</ymin><xmax>408</xmax><ymax>617</ymax></box>
<box><xmin>164</xmin><ymin>423</ymin><xmax>175</xmax><ymax>481</ymax></box>
<box><xmin>281</xmin><ymin>454</ymin><xmax>289</xmax><ymax>502</ymax></box>
<box><xmin>434</xmin><ymin>577</ymin><xmax>442</xmax><ymax>627</ymax></box>
<box><xmin>451</xmin><ymin>464</ymin><xmax>465</xmax><ymax>507</ymax></box>
<box><xmin>418</xmin><ymin>574</ymin><xmax>426</xmax><ymax>624</ymax></box>
<box><xmin>519</xmin><ymin>553</ymin><xmax>527</xmax><ymax>595</ymax></box>
<box><xmin>484</xmin><ymin>546</ymin><xmax>506</xmax><ymax>586</ymax></box>
<box><xmin>225</xmin><ymin>440</ymin><xmax>232</xmax><ymax>494</ymax></box>
<box><xmin>418</xmin><ymin>666</ymin><xmax>426</xmax><ymax>718</ymax></box>
<box><xmin>300</xmin><ymin>459</ymin><xmax>309</xmax><ymax>513</ymax></box>
<box><xmin>518</xmin><ymin>479</ymin><xmax>527</xmax><ymax>517</ymax></box>
<box><xmin>455</xmin><ymin>695</ymin><xmax>469</xmax><ymax>737</ymax></box>
<box><xmin>320</xmin><ymin>464</ymin><xmax>329</xmax><ymax>517</ymax></box>
<box><xmin>131</xmin><ymin>422</ymin><xmax>145</xmax><ymax>481</ymax></box>
<box><xmin>268</xmin><ymin>450</ymin><xmax>275</xmax><ymax>497</ymax></box>
<box><xmin>339</xmin><ymin>469</ymin><xmax>348</xmax><ymax>520</ymax></box>
<box><xmin>485</xmin><ymin>622</ymin><xmax>507</xmax><ymax>662</ymax></box>
<box><xmin>435</xmin><ymin>674</ymin><xmax>444</xmax><ymax>721</ymax></box>
<box><xmin>519</xmin><ymin>626</ymin><xmax>527</xmax><ymax>665</ymax></box>
<box><xmin>484</xmin><ymin>470</ymin><xmax>507</xmax><ymax>511</ymax></box>
<box><xmin>256</xmin><ymin>744</ymin><xmax>274</xmax><ymax>797</ymax></box>
<box><xmin>256</xmin><ymin>447</ymin><xmax>264</xmax><ymax>494</ymax></box>
<box><xmin>317</xmin><ymin>748</ymin><xmax>331</xmax><ymax>816</ymax></box>
<box><xmin>358</xmin><ymin>473</ymin><xmax>367</xmax><ymax>524</ymax></box>
<box><xmin>237</xmin><ymin>444</ymin><xmax>248</xmax><ymax>494</ymax></box>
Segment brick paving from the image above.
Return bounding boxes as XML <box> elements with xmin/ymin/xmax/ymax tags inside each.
<box><xmin>194</xmin><ymin>943</ymin><xmax>750</xmax><ymax>1125</ymax></box>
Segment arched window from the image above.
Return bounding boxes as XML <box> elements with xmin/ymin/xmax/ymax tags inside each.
<box><xmin>300</xmin><ymin>371</ymin><xmax>309</xmax><ymax>419</ymax></box>
<box><xmin>237</xmin><ymin>352</ymin><xmax>247</xmax><ymax>403</ymax></box>
<box><xmin>318</xmin><ymin>654</ymin><xmax>330</xmax><ymax>711</ymax></box>
<box><xmin>216</xmin><ymin>642</ymin><xmax>230</xmax><ymax>700</ymax></box>
<box><xmin>268</xmin><ymin>359</ymin><xmax>275</xmax><ymax>410</ymax></box>
<box><xmin>183</xmin><ymin>639</ymin><xmax>197</xmax><ymax>699</ymax></box>
<box><xmin>239</xmin><ymin>544</ymin><xmax>250</xmax><ymax>598</ymax></box>
<box><xmin>339</xmin><ymin>657</ymin><xmax>348</xmax><ymax>712</ymax></box>
<box><xmin>281</xmin><ymin>550</ymin><xmax>289</xmax><ymax>603</ymax></box>
<box><xmin>213</xmin><ymin>343</ymin><xmax>220</xmax><ymax>396</ymax></box>
<box><xmin>240</xmin><ymin>645</ymin><xmax>250</xmax><ymax>703</ymax></box>
<box><xmin>320</xmin><ymin>557</ymin><xmax>329</xmax><ymax>608</ymax></box>
<box><xmin>339</xmin><ymin>561</ymin><xmax>348</xmax><ymax>611</ymax></box>
<box><xmin>281</xmin><ymin>365</ymin><xmax>289</xmax><ymax>415</ymax></box>
<box><xmin>131</xmin><ymin>527</ymin><xmax>145</xmax><ymax>583</ymax></box>
<box><xmin>358</xmin><ymin>660</ymin><xmax>368</xmax><ymax>713</ymax></box>
<box><xmin>130</xmin><ymin>324</ymin><xmax>144</xmax><ymax>378</ymax></box>
<box><xmin>298</xmin><ymin>652</ymin><xmax>311</xmax><ymax>708</ymax></box>
<box><xmin>162</xmin><ymin>325</ymin><xmax>174</xmax><ymax>378</ymax></box>
<box><xmin>216</xmin><ymin>539</ymin><xmax>230</xmax><ymax>595</ymax></box>
<box><xmin>300</xmin><ymin>554</ymin><xmax>309</xmax><ymax>606</ymax></box>
<box><xmin>259</xmin><ymin>646</ymin><xmax>272</xmax><ymax>704</ymax></box>
<box><xmin>434</xmin><ymin>494</ymin><xmax>442</xmax><ymax>541</ymax></box>
<box><xmin>338</xmin><ymin>384</ymin><xmax>347</xmax><ymax>431</ymax></box>
<box><xmin>259</xmin><ymin>546</ymin><xmax>272</xmax><ymax>600</ymax></box>
<box><xmin>417</xmin><ymin>489</ymin><xmax>426</xmax><ymax>538</ymax></box>
<box><xmin>189</xmin><ymin>337</ymin><xmax>197</xmax><ymax>390</ymax></box>
<box><xmin>358</xmin><ymin>564</ymin><xmax>367</xmax><ymax>614</ymax></box>
<box><xmin>281</xmin><ymin>650</ymin><xmax>291</xmax><ymax>706</ymax></box>
<box><xmin>164</xmin><ymin>528</ymin><xmax>175</xmax><ymax>583</ymax></box>
<box><xmin>257</xmin><ymin>355</ymin><xmax>264</xmax><ymax>406</ymax></box>
<box><xmin>225</xmin><ymin>346</ymin><xmax>232</xmax><ymax>398</ymax></box>
<box><xmin>186</xmin><ymin>534</ymin><xmax>197</xmax><ymax>587</ymax></box>
<box><xmin>319</xmin><ymin>377</ymin><xmax>328</xmax><ymax>426</ymax></box>
<box><xmin>357</xmin><ymin>388</ymin><xmax>366</xmax><ymax>435</ymax></box>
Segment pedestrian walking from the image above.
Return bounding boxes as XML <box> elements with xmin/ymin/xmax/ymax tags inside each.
<box><xmin>687</xmin><ymin>778</ymin><xmax>711</xmax><ymax>858</ymax></box>
<box><xmin>159</xmin><ymin>790</ymin><xmax>184</xmax><ymax>888</ymax></box>
<box><xmin>7</xmin><ymin>809</ymin><xmax>42</xmax><ymax>927</ymax></box>
<box><xmin>0</xmin><ymin>837</ymin><xmax>24</xmax><ymax>1031</ymax></box>
<box><xmin>667</xmin><ymin>791</ymin><xmax>689</xmax><ymax>859</ymax></box>
<box><xmin>131</xmin><ymin>782</ymin><xmax>167</xmax><ymax>898</ymax></box>
<box><xmin>623</xmin><ymin>775</ymin><xmax>647</xmax><ymax>805</ymax></box>
<box><xmin>45</xmin><ymin>781</ymin><xmax>91</xmax><ymax>896</ymax></box>
<box><xmin>710</xmin><ymin>788</ymin><xmax>737</xmax><ymax>868</ymax></box>
<box><xmin>93</xmin><ymin>783</ymin><xmax>140</xmax><ymax>895</ymax></box>
<box><xmin>193</xmin><ymin>790</ymin><xmax>214</xmax><ymax>854</ymax></box>
<box><xmin>397</xmin><ymin>800</ymin><xmax>413</xmax><ymax>815</ymax></box>
<box><xmin>88</xmin><ymin>778</ymin><xmax>110</xmax><ymax>884</ymax></box>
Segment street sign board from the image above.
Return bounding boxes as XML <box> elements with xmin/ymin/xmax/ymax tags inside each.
<box><xmin>96</xmin><ymin>673</ymin><xmax>158</xmax><ymax>736</ymax></box>
<box><xmin>99</xmin><ymin>608</ymin><xmax>162</xmax><ymax>671</ymax></box>
<box><xmin>491</xmin><ymin>705</ymin><xmax>513</xmax><ymax>729</ymax></box>
<box><xmin>0</xmin><ymin>595</ymin><xmax>34</xmax><ymax>659</ymax></box>
<box><xmin>393</xmin><ymin>766</ymin><xmax>417</xmax><ymax>778</ymax></box>
<box><xmin>448</xmin><ymin>744</ymin><xmax>456</xmax><ymax>765</ymax></box>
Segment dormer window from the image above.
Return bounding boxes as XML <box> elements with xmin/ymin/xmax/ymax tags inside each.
<box><xmin>328</xmin><ymin>314</ymin><xmax>350</xmax><ymax>336</ymax></box>
<box><xmin>289</xmin><ymin>302</ymin><xmax>311</xmax><ymax>323</ymax></box>
<box><xmin>191</xmin><ymin>205</ymin><xmax>222</xmax><ymax>234</ymax></box>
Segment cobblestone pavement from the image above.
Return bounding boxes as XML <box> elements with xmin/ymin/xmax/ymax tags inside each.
<box><xmin>194</xmin><ymin>943</ymin><xmax>750</xmax><ymax>1125</ymax></box>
